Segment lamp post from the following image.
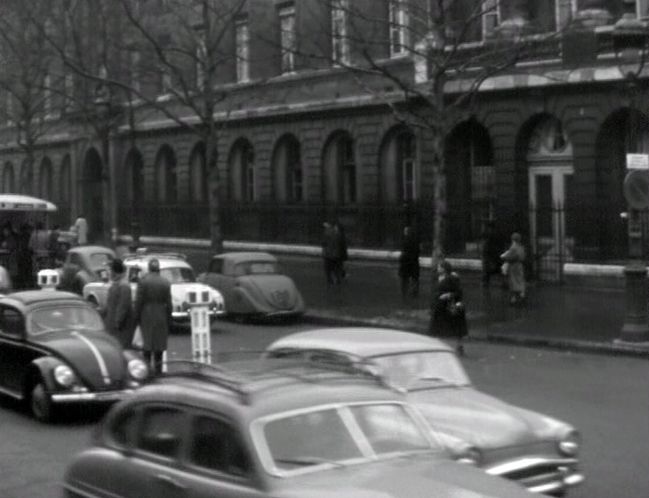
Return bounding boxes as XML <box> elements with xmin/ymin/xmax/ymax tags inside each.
<box><xmin>93</xmin><ymin>80</ymin><xmax>117</xmax><ymax>246</ymax></box>
<box><xmin>612</xmin><ymin>14</ymin><xmax>649</xmax><ymax>343</ymax></box>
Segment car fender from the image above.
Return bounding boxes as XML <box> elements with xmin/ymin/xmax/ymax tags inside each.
<box><xmin>232</xmin><ymin>285</ymin><xmax>265</xmax><ymax>314</ymax></box>
<box><xmin>24</xmin><ymin>356</ymin><xmax>66</xmax><ymax>394</ymax></box>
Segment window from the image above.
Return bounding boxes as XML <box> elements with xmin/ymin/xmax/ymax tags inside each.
<box><xmin>235</xmin><ymin>19</ymin><xmax>250</xmax><ymax>83</ymax></box>
<box><xmin>43</xmin><ymin>73</ymin><xmax>52</xmax><ymax>116</ymax></box>
<box><xmin>389</xmin><ymin>0</ymin><xmax>409</xmax><ymax>56</ymax></box>
<box><xmin>279</xmin><ymin>5</ymin><xmax>296</xmax><ymax>73</ymax></box>
<box><xmin>129</xmin><ymin>50</ymin><xmax>141</xmax><ymax>93</ymax></box>
<box><xmin>482</xmin><ymin>0</ymin><xmax>500</xmax><ymax>40</ymax></box>
<box><xmin>208</xmin><ymin>257</ymin><xmax>224</xmax><ymax>274</ymax></box>
<box><xmin>110</xmin><ymin>409</ymin><xmax>139</xmax><ymax>448</ymax></box>
<box><xmin>397</xmin><ymin>132</ymin><xmax>416</xmax><ymax>201</ymax></box>
<box><xmin>189</xmin><ymin>415</ymin><xmax>251</xmax><ymax>476</ymax></box>
<box><xmin>331</xmin><ymin>0</ymin><xmax>350</xmax><ymax>65</ymax></box>
<box><xmin>244</xmin><ymin>146</ymin><xmax>255</xmax><ymax>202</ymax></box>
<box><xmin>63</xmin><ymin>72</ymin><xmax>74</xmax><ymax>111</ymax></box>
<box><xmin>339</xmin><ymin>137</ymin><xmax>356</xmax><ymax>203</ymax></box>
<box><xmin>290</xmin><ymin>164</ymin><xmax>303</xmax><ymax>202</ymax></box>
<box><xmin>195</xmin><ymin>40</ymin><xmax>206</xmax><ymax>90</ymax></box>
<box><xmin>0</xmin><ymin>307</ymin><xmax>24</xmax><ymax>338</ymax></box>
<box><xmin>39</xmin><ymin>159</ymin><xmax>53</xmax><ymax>199</ymax></box>
<box><xmin>137</xmin><ymin>407</ymin><xmax>185</xmax><ymax>459</ymax></box>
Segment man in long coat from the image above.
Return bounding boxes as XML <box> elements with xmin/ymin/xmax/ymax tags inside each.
<box><xmin>135</xmin><ymin>258</ymin><xmax>172</xmax><ymax>374</ymax></box>
<box><xmin>104</xmin><ymin>258</ymin><xmax>135</xmax><ymax>349</ymax></box>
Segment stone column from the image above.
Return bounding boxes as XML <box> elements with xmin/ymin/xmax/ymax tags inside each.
<box><xmin>575</xmin><ymin>0</ymin><xmax>612</xmax><ymax>28</ymax></box>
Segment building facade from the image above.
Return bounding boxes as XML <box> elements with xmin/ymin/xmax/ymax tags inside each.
<box><xmin>1</xmin><ymin>0</ymin><xmax>648</xmax><ymax>275</ymax></box>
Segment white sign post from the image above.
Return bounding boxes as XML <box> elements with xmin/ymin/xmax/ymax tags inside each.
<box><xmin>188</xmin><ymin>290</ymin><xmax>212</xmax><ymax>364</ymax></box>
<box><xmin>626</xmin><ymin>153</ymin><xmax>649</xmax><ymax>170</ymax></box>
<box><xmin>37</xmin><ymin>269</ymin><xmax>59</xmax><ymax>290</ymax></box>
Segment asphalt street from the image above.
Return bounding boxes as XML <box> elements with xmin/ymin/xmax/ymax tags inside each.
<box><xmin>0</xmin><ymin>321</ymin><xmax>648</xmax><ymax>498</ymax></box>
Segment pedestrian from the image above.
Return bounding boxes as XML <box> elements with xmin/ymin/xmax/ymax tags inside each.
<box><xmin>72</xmin><ymin>214</ymin><xmax>88</xmax><ymax>246</ymax></box>
<box><xmin>134</xmin><ymin>258</ymin><xmax>172</xmax><ymax>374</ymax></box>
<box><xmin>500</xmin><ymin>232</ymin><xmax>526</xmax><ymax>305</ymax></box>
<box><xmin>322</xmin><ymin>222</ymin><xmax>340</xmax><ymax>285</ymax></box>
<box><xmin>48</xmin><ymin>224</ymin><xmax>63</xmax><ymax>266</ymax></box>
<box><xmin>29</xmin><ymin>221</ymin><xmax>50</xmax><ymax>273</ymax></box>
<box><xmin>398</xmin><ymin>225</ymin><xmax>420</xmax><ymax>298</ymax></box>
<box><xmin>333</xmin><ymin>221</ymin><xmax>348</xmax><ymax>282</ymax></box>
<box><xmin>104</xmin><ymin>258</ymin><xmax>135</xmax><ymax>349</ymax></box>
<box><xmin>0</xmin><ymin>222</ymin><xmax>17</xmax><ymax>287</ymax></box>
<box><xmin>16</xmin><ymin>223</ymin><xmax>33</xmax><ymax>289</ymax></box>
<box><xmin>481</xmin><ymin>221</ymin><xmax>502</xmax><ymax>288</ymax></box>
<box><xmin>428</xmin><ymin>260</ymin><xmax>468</xmax><ymax>356</ymax></box>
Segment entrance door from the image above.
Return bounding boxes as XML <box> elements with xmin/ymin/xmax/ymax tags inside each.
<box><xmin>528</xmin><ymin>165</ymin><xmax>574</xmax><ymax>280</ymax></box>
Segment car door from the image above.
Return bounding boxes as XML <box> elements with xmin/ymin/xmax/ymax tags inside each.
<box><xmin>0</xmin><ymin>305</ymin><xmax>39</xmax><ymax>396</ymax></box>
<box><xmin>183</xmin><ymin>412</ymin><xmax>266</xmax><ymax>498</ymax></box>
<box><xmin>204</xmin><ymin>258</ymin><xmax>236</xmax><ymax>307</ymax></box>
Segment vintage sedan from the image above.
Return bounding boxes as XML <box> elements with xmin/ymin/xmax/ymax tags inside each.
<box><xmin>266</xmin><ymin>328</ymin><xmax>584</xmax><ymax>496</ymax></box>
<box><xmin>57</xmin><ymin>245</ymin><xmax>115</xmax><ymax>295</ymax></box>
<box><xmin>197</xmin><ymin>251</ymin><xmax>305</xmax><ymax>317</ymax></box>
<box><xmin>83</xmin><ymin>251</ymin><xmax>225</xmax><ymax>324</ymax></box>
<box><xmin>63</xmin><ymin>359</ymin><xmax>537</xmax><ymax>498</ymax></box>
<box><xmin>0</xmin><ymin>290</ymin><xmax>148</xmax><ymax>422</ymax></box>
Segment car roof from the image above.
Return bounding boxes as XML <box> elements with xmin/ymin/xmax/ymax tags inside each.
<box><xmin>68</xmin><ymin>245</ymin><xmax>115</xmax><ymax>256</ymax></box>
<box><xmin>269</xmin><ymin>328</ymin><xmax>454</xmax><ymax>357</ymax></box>
<box><xmin>124</xmin><ymin>256</ymin><xmax>192</xmax><ymax>270</ymax></box>
<box><xmin>213</xmin><ymin>252</ymin><xmax>277</xmax><ymax>264</ymax></box>
<box><xmin>130</xmin><ymin>360</ymin><xmax>405</xmax><ymax>421</ymax></box>
<box><xmin>0</xmin><ymin>290</ymin><xmax>86</xmax><ymax>311</ymax></box>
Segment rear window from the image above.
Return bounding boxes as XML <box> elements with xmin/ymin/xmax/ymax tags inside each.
<box><xmin>89</xmin><ymin>252</ymin><xmax>113</xmax><ymax>268</ymax></box>
<box><xmin>233</xmin><ymin>261</ymin><xmax>277</xmax><ymax>276</ymax></box>
<box><xmin>160</xmin><ymin>266</ymin><xmax>195</xmax><ymax>283</ymax></box>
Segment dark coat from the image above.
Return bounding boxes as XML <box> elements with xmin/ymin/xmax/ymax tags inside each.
<box><xmin>399</xmin><ymin>230</ymin><xmax>420</xmax><ymax>279</ymax></box>
<box><xmin>104</xmin><ymin>277</ymin><xmax>135</xmax><ymax>349</ymax></box>
<box><xmin>135</xmin><ymin>272</ymin><xmax>172</xmax><ymax>352</ymax></box>
<box><xmin>430</xmin><ymin>272</ymin><xmax>468</xmax><ymax>339</ymax></box>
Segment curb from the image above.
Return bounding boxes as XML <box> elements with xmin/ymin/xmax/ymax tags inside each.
<box><xmin>302</xmin><ymin>311</ymin><xmax>649</xmax><ymax>359</ymax></box>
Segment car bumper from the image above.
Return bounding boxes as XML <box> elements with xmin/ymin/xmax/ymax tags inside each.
<box><xmin>486</xmin><ymin>456</ymin><xmax>584</xmax><ymax>494</ymax></box>
<box><xmin>172</xmin><ymin>309</ymin><xmax>225</xmax><ymax>321</ymax></box>
<box><xmin>51</xmin><ymin>389</ymin><xmax>135</xmax><ymax>403</ymax></box>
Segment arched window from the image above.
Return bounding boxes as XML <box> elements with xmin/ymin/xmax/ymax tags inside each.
<box><xmin>2</xmin><ymin>163</ymin><xmax>15</xmax><ymax>193</ymax></box>
<box><xmin>379</xmin><ymin>127</ymin><xmax>416</xmax><ymax>203</ymax></box>
<box><xmin>189</xmin><ymin>143</ymin><xmax>208</xmax><ymax>203</ymax></box>
<box><xmin>228</xmin><ymin>139</ymin><xmax>255</xmax><ymax>202</ymax></box>
<box><xmin>19</xmin><ymin>159</ymin><xmax>33</xmax><ymax>195</ymax></box>
<box><xmin>272</xmin><ymin>135</ymin><xmax>302</xmax><ymax>203</ymax></box>
<box><xmin>60</xmin><ymin>155</ymin><xmax>71</xmax><ymax>201</ymax></box>
<box><xmin>39</xmin><ymin>158</ymin><xmax>54</xmax><ymax>199</ymax></box>
<box><xmin>323</xmin><ymin>131</ymin><xmax>356</xmax><ymax>204</ymax></box>
<box><xmin>155</xmin><ymin>145</ymin><xmax>177</xmax><ymax>203</ymax></box>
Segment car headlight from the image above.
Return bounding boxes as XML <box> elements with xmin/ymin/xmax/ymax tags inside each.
<box><xmin>456</xmin><ymin>446</ymin><xmax>483</xmax><ymax>466</ymax></box>
<box><xmin>53</xmin><ymin>364</ymin><xmax>76</xmax><ymax>388</ymax></box>
<box><xmin>558</xmin><ymin>431</ymin><xmax>580</xmax><ymax>456</ymax></box>
<box><xmin>128</xmin><ymin>359</ymin><xmax>148</xmax><ymax>380</ymax></box>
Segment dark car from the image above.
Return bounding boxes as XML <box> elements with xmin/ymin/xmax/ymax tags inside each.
<box><xmin>63</xmin><ymin>360</ymin><xmax>538</xmax><ymax>498</ymax></box>
<box><xmin>56</xmin><ymin>245</ymin><xmax>115</xmax><ymax>295</ymax></box>
<box><xmin>0</xmin><ymin>290</ymin><xmax>148</xmax><ymax>422</ymax></box>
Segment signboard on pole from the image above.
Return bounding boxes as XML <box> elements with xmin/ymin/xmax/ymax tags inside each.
<box><xmin>626</xmin><ymin>153</ymin><xmax>649</xmax><ymax>170</ymax></box>
<box><xmin>188</xmin><ymin>290</ymin><xmax>212</xmax><ymax>364</ymax></box>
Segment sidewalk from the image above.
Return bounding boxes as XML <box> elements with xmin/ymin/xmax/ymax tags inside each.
<box><xmin>142</xmin><ymin>240</ymin><xmax>649</xmax><ymax>358</ymax></box>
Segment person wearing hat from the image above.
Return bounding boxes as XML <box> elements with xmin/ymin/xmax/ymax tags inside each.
<box><xmin>429</xmin><ymin>260</ymin><xmax>468</xmax><ymax>356</ymax></box>
<box><xmin>134</xmin><ymin>258</ymin><xmax>172</xmax><ymax>374</ymax></box>
<box><xmin>104</xmin><ymin>258</ymin><xmax>135</xmax><ymax>349</ymax></box>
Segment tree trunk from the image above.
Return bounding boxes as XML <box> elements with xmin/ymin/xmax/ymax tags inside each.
<box><xmin>430</xmin><ymin>132</ymin><xmax>446</xmax><ymax>270</ymax></box>
<box><xmin>204</xmin><ymin>129</ymin><xmax>223</xmax><ymax>254</ymax></box>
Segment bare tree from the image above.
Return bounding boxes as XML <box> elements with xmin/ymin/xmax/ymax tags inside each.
<box><xmin>38</xmin><ymin>0</ymin><xmax>262</xmax><ymax>252</ymax></box>
<box><xmin>294</xmin><ymin>0</ymin><xmax>560</xmax><ymax>267</ymax></box>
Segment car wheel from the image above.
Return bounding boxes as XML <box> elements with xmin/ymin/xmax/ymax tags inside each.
<box><xmin>30</xmin><ymin>381</ymin><xmax>54</xmax><ymax>423</ymax></box>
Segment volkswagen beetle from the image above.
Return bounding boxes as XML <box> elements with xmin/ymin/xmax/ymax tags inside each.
<box><xmin>56</xmin><ymin>245</ymin><xmax>115</xmax><ymax>295</ymax></box>
<box><xmin>266</xmin><ymin>328</ymin><xmax>584</xmax><ymax>496</ymax></box>
<box><xmin>0</xmin><ymin>290</ymin><xmax>148</xmax><ymax>422</ymax></box>
<box><xmin>197</xmin><ymin>252</ymin><xmax>305</xmax><ymax>318</ymax></box>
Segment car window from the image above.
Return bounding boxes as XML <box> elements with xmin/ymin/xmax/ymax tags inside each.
<box><xmin>137</xmin><ymin>407</ymin><xmax>185</xmax><ymax>459</ymax></box>
<box><xmin>264</xmin><ymin>408</ymin><xmax>363</xmax><ymax>470</ymax></box>
<box><xmin>0</xmin><ymin>306</ymin><xmax>24</xmax><ymax>338</ymax></box>
<box><xmin>110</xmin><ymin>408</ymin><xmax>140</xmax><ymax>448</ymax></box>
<box><xmin>234</xmin><ymin>262</ymin><xmax>277</xmax><ymax>276</ymax></box>
<box><xmin>90</xmin><ymin>252</ymin><xmax>113</xmax><ymax>268</ymax></box>
<box><xmin>189</xmin><ymin>415</ymin><xmax>251</xmax><ymax>477</ymax></box>
<box><xmin>209</xmin><ymin>258</ymin><xmax>223</xmax><ymax>274</ymax></box>
<box><xmin>160</xmin><ymin>266</ymin><xmax>195</xmax><ymax>283</ymax></box>
<box><xmin>68</xmin><ymin>253</ymin><xmax>83</xmax><ymax>267</ymax></box>
<box><xmin>373</xmin><ymin>351</ymin><xmax>471</xmax><ymax>388</ymax></box>
<box><xmin>28</xmin><ymin>305</ymin><xmax>104</xmax><ymax>335</ymax></box>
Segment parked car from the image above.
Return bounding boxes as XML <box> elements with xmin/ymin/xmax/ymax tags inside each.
<box><xmin>56</xmin><ymin>245</ymin><xmax>115</xmax><ymax>295</ymax></box>
<box><xmin>83</xmin><ymin>251</ymin><xmax>225</xmax><ymax>324</ymax></box>
<box><xmin>63</xmin><ymin>359</ymin><xmax>537</xmax><ymax>498</ymax></box>
<box><xmin>0</xmin><ymin>290</ymin><xmax>148</xmax><ymax>422</ymax></box>
<box><xmin>265</xmin><ymin>328</ymin><xmax>584</xmax><ymax>496</ymax></box>
<box><xmin>197</xmin><ymin>251</ymin><xmax>305</xmax><ymax>318</ymax></box>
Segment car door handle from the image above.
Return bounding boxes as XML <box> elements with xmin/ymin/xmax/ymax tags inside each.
<box><xmin>155</xmin><ymin>473</ymin><xmax>187</xmax><ymax>490</ymax></box>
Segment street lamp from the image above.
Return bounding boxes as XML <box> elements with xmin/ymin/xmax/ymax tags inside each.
<box><xmin>612</xmin><ymin>14</ymin><xmax>649</xmax><ymax>343</ymax></box>
<box><xmin>93</xmin><ymin>79</ymin><xmax>117</xmax><ymax>246</ymax></box>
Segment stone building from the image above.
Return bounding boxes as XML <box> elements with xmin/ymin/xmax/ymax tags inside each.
<box><xmin>0</xmin><ymin>0</ymin><xmax>648</xmax><ymax>276</ymax></box>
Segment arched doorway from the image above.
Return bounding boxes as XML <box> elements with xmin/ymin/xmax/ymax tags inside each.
<box><xmin>596</xmin><ymin>108</ymin><xmax>649</xmax><ymax>259</ymax></box>
<box><xmin>19</xmin><ymin>159</ymin><xmax>33</xmax><ymax>195</ymax></box>
<box><xmin>2</xmin><ymin>162</ymin><xmax>15</xmax><ymax>193</ymax></box>
<box><xmin>322</xmin><ymin>131</ymin><xmax>356</xmax><ymax>205</ymax></box>
<box><xmin>228</xmin><ymin>139</ymin><xmax>255</xmax><ymax>202</ymax></box>
<box><xmin>122</xmin><ymin>148</ymin><xmax>145</xmax><ymax>232</ymax></box>
<box><xmin>271</xmin><ymin>134</ymin><xmax>302</xmax><ymax>203</ymax></box>
<box><xmin>189</xmin><ymin>142</ymin><xmax>208</xmax><ymax>204</ymax></box>
<box><xmin>378</xmin><ymin>126</ymin><xmax>417</xmax><ymax>204</ymax></box>
<box><xmin>523</xmin><ymin>115</ymin><xmax>574</xmax><ymax>279</ymax></box>
<box><xmin>82</xmin><ymin>147</ymin><xmax>104</xmax><ymax>243</ymax></box>
<box><xmin>445</xmin><ymin>120</ymin><xmax>494</xmax><ymax>254</ymax></box>
<box><xmin>39</xmin><ymin>157</ymin><xmax>54</xmax><ymax>200</ymax></box>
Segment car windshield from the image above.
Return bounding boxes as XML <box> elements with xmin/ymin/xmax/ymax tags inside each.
<box><xmin>28</xmin><ymin>305</ymin><xmax>105</xmax><ymax>335</ymax></box>
<box><xmin>160</xmin><ymin>266</ymin><xmax>195</xmax><ymax>283</ymax></box>
<box><xmin>373</xmin><ymin>351</ymin><xmax>471</xmax><ymax>389</ymax></box>
<box><xmin>261</xmin><ymin>403</ymin><xmax>433</xmax><ymax>473</ymax></box>
<box><xmin>233</xmin><ymin>261</ymin><xmax>277</xmax><ymax>276</ymax></box>
<box><xmin>89</xmin><ymin>252</ymin><xmax>113</xmax><ymax>268</ymax></box>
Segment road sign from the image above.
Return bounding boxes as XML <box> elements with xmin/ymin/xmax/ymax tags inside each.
<box><xmin>188</xmin><ymin>290</ymin><xmax>212</xmax><ymax>365</ymax></box>
<box><xmin>623</xmin><ymin>169</ymin><xmax>649</xmax><ymax>209</ymax></box>
<box><xmin>626</xmin><ymin>153</ymin><xmax>649</xmax><ymax>170</ymax></box>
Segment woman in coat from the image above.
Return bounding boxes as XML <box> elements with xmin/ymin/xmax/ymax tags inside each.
<box><xmin>429</xmin><ymin>260</ymin><xmax>468</xmax><ymax>356</ymax></box>
<box><xmin>501</xmin><ymin>232</ymin><xmax>526</xmax><ymax>305</ymax></box>
<box><xmin>134</xmin><ymin>258</ymin><xmax>172</xmax><ymax>374</ymax></box>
